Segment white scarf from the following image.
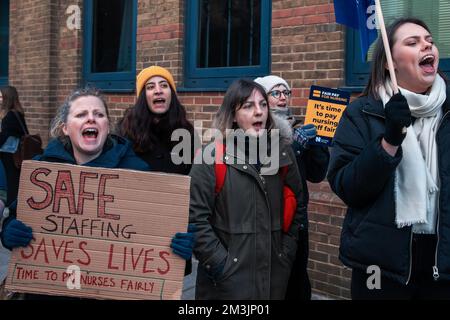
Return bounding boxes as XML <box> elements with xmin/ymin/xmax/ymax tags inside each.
<box><xmin>378</xmin><ymin>75</ymin><xmax>446</xmax><ymax>233</ymax></box>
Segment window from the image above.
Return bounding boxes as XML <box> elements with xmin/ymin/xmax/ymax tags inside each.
<box><xmin>184</xmin><ymin>0</ymin><xmax>271</xmax><ymax>91</ymax></box>
<box><xmin>0</xmin><ymin>0</ymin><xmax>9</xmax><ymax>86</ymax></box>
<box><xmin>83</xmin><ymin>0</ymin><xmax>136</xmax><ymax>92</ymax></box>
<box><xmin>345</xmin><ymin>0</ymin><xmax>450</xmax><ymax>89</ymax></box>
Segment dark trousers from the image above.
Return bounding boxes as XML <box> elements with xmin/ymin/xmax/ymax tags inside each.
<box><xmin>0</xmin><ymin>154</ymin><xmax>20</xmax><ymax>205</ymax></box>
<box><xmin>351</xmin><ymin>234</ymin><xmax>450</xmax><ymax>300</ymax></box>
<box><xmin>285</xmin><ymin>229</ymin><xmax>312</xmax><ymax>300</ymax></box>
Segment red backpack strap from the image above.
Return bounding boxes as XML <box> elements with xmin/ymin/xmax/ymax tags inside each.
<box><xmin>280</xmin><ymin>166</ymin><xmax>289</xmax><ymax>180</ymax></box>
<box><xmin>215</xmin><ymin>142</ymin><xmax>227</xmax><ymax>194</ymax></box>
<box><xmin>280</xmin><ymin>165</ymin><xmax>297</xmax><ymax>233</ymax></box>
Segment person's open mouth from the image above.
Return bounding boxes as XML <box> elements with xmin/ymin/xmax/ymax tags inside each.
<box><xmin>153</xmin><ymin>98</ymin><xmax>166</xmax><ymax>107</ymax></box>
<box><xmin>82</xmin><ymin>128</ymin><xmax>98</xmax><ymax>140</ymax></box>
<box><xmin>419</xmin><ymin>54</ymin><xmax>436</xmax><ymax>74</ymax></box>
<box><xmin>252</xmin><ymin>121</ymin><xmax>263</xmax><ymax>131</ymax></box>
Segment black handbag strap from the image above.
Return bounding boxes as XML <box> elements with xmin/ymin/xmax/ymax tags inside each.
<box><xmin>12</xmin><ymin>111</ymin><xmax>29</xmax><ymax>135</ymax></box>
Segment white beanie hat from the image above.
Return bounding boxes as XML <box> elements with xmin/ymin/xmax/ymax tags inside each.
<box><xmin>254</xmin><ymin>75</ymin><xmax>291</xmax><ymax>93</ymax></box>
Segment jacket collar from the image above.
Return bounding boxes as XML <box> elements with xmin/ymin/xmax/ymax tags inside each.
<box><xmin>361</xmin><ymin>95</ymin><xmax>385</xmax><ymax>118</ymax></box>
<box><xmin>223</xmin><ymin>131</ymin><xmax>292</xmax><ymax>176</ymax></box>
<box><xmin>42</xmin><ymin>135</ymin><xmax>130</xmax><ymax>168</ymax></box>
<box><xmin>443</xmin><ymin>86</ymin><xmax>450</xmax><ymax>114</ymax></box>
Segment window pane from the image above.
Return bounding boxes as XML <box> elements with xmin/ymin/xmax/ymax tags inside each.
<box><xmin>197</xmin><ymin>0</ymin><xmax>261</xmax><ymax>68</ymax></box>
<box><xmin>92</xmin><ymin>0</ymin><xmax>132</xmax><ymax>73</ymax></box>
<box><xmin>369</xmin><ymin>0</ymin><xmax>450</xmax><ymax>60</ymax></box>
<box><xmin>0</xmin><ymin>0</ymin><xmax>9</xmax><ymax>78</ymax></box>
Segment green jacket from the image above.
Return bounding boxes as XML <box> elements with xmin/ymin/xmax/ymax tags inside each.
<box><xmin>189</xmin><ymin>129</ymin><xmax>306</xmax><ymax>299</ymax></box>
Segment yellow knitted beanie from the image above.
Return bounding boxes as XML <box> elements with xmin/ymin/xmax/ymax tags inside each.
<box><xmin>136</xmin><ymin>66</ymin><xmax>176</xmax><ymax>97</ymax></box>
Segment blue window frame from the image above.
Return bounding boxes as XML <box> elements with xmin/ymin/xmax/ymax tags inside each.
<box><xmin>0</xmin><ymin>0</ymin><xmax>9</xmax><ymax>86</ymax></box>
<box><xmin>83</xmin><ymin>0</ymin><xmax>137</xmax><ymax>92</ymax></box>
<box><xmin>183</xmin><ymin>0</ymin><xmax>271</xmax><ymax>91</ymax></box>
<box><xmin>345</xmin><ymin>1</ymin><xmax>450</xmax><ymax>91</ymax></box>
<box><xmin>344</xmin><ymin>29</ymin><xmax>372</xmax><ymax>89</ymax></box>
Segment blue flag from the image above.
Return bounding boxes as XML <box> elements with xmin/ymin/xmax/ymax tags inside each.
<box><xmin>333</xmin><ymin>0</ymin><xmax>378</xmax><ymax>61</ymax></box>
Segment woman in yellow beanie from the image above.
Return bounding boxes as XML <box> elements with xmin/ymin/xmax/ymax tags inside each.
<box><xmin>119</xmin><ymin>66</ymin><xmax>197</xmax><ymax>276</ymax></box>
<box><xmin>119</xmin><ymin>66</ymin><xmax>197</xmax><ymax>175</ymax></box>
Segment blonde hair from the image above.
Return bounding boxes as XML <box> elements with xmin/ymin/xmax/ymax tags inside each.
<box><xmin>50</xmin><ymin>87</ymin><xmax>110</xmax><ymax>138</ymax></box>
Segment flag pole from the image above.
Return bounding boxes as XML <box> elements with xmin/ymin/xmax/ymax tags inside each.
<box><xmin>374</xmin><ymin>0</ymin><xmax>398</xmax><ymax>94</ymax></box>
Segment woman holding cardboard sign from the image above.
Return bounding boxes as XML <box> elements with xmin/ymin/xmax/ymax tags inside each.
<box><xmin>328</xmin><ymin>18</ymin><xmax>450</xmax><ymax>299</ymax></box>
<box><xmin>0</xmin><ymin>87</ymin><xmax>194</xmax><ymax>298</ymax></box>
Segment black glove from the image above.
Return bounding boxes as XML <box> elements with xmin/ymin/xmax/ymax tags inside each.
<box><xmin>292</xmin><ymin>124</ymin><xmax>317</xmax><ymax>152</ymax></box>
<box><xmin>206</xmin><ymin>257</ymin><xmax>226</xmax><ymax>281</ymax></box>
<box><xmin>383</xmin><ymin>93</ymin><xmax>412</xmax><ymax>146</ymax></box>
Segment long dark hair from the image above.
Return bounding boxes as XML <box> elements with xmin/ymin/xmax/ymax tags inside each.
<box><xmin>362</xmin><ymin>17</ymin><xmax>447</xmax><ymax>99</ymax></box>
<box><xmin>0</xmin><ymin>85</ymin><xmax>25</xmax><ymax>116</ymax></box>
<box><xmin>214</xmin><ymin>78</ymin><xmax>274</xmax><ymax>135</ymax></box>
<box><xmin>119</xmin><ymin>86</ymin><xmax>194</xmax><ymax>153</ymax></box>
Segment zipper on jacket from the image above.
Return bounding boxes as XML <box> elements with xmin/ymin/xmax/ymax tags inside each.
<box><xmin>405</xmin><ymin>230</ymin><xmax>413</xmax><ymax>285</ymax></box>
<box><xmin>433</xmin><ymin>266</ymin><xmax>440</xmax><ymax>280</ymax></box>
<box><xmin>432</xmin><ymin>110</ymin><xmax>450</xmax><ymax>281</ymax></box>
<box><xmin>259</xmin><ymin>174</ymin><xmax>266</xmax><ymax>186</ymax></box>
<box><xmin>433</xmin><ymin>197</ymin><xmax>441</xmax><ymax>281</ymax></box>
<box><xmin>364</xmin><ymin>107</ymin><xmax>416</xmax><ymax>285</ymax></box>
<box><xmin>362</xmin><ymin>109</ymin><xmax>385</xmax><ymax>119</ymax></box>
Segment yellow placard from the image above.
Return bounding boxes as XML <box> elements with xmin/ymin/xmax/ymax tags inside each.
<box><xmin>304</xmin><ymin>86</ymin><xmax>350</xmax><ymax>145</ymax></box>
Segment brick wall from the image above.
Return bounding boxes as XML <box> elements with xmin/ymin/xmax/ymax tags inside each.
<box><xmin>9</xmin><ymin>1</ymin><xmax>59</xmax><ymax>143</ymax></box>
<box><xmin>308</xmin><ymin>183</ymin><xmax>350</xmax><ymax>299</ymax></box>
<box><xmin>8</xmin><ymin>0</ymin><xmax>85</xmax><ymax>144</ymax></box>
<box><xmin>7</xmin><ymin>0</ymin><xmax>351</xmax><ymax>299</ymax></box>
<box><xmin>54</xmin><ymin>1</ymin><xmax>83</xmax><ymax>125</ymax></box>
<box><xmin>136</xmin><ymin>0</ymin><xmax>219</xmax><ymax>136</ymax></box>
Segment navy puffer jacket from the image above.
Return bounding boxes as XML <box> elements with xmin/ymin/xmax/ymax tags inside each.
<box><xmin>328</xmin><ymin>88</ymin><xmax>450</xmax><ymax>284</ymax></box>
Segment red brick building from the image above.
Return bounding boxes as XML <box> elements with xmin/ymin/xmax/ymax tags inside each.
<box><xmin>2</xmin><ymin>0</ymin><xmax>450</xmax><ymax>300</ymax></box>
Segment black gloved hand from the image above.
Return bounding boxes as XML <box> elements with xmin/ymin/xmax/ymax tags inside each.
<box><xmin>384</xmin><ymin>93</ymin><xmax>412</xmax><ymax>146</ymax></box>
<box><xmin>292</xmin><ymin>124</ymin><xmax>317</xmax><ymax>152</ymax></box>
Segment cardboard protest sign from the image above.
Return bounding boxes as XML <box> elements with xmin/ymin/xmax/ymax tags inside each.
<box><xmin>304</xmin><ymin>85</ymin><xmax>350</xmax><ymax>146</ymax></box>
<box><xmin>5</xmin><ymin>161</ymin><xmax>190</xmax><ymax>300</ymax></box>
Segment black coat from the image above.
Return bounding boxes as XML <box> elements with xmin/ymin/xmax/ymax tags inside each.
<box><xmin>137</xmin><ymin>140</ymin><xmax>192</xmax><ymax>175</ymax></box>
<box><xmin>285</xmin><ymin>143</ymin><xmax>329</xmax><ymax>300</ymax></box>
<box><xmin>327</xmin><ymin>88</ymin><xmax>450</xmax><ymax>284</ymax></box>
<box><xmin>136</xmin><ymin>130</ymin><xmax>199</xmax><ymax>175</ymax></box>
<box><xmin>0</xmin><ymin>111</ymin><xmax>28</xmax><ymax>204</ymax></box>
<box><xmin>295</xmin><ymin>145</ymin><xmax>329</xmax><ymax>209</ymax></box>
<box><xmin>0</xmin><ymin>111</ymin><xmax>28</xmax><ymax>146</ymax></box>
